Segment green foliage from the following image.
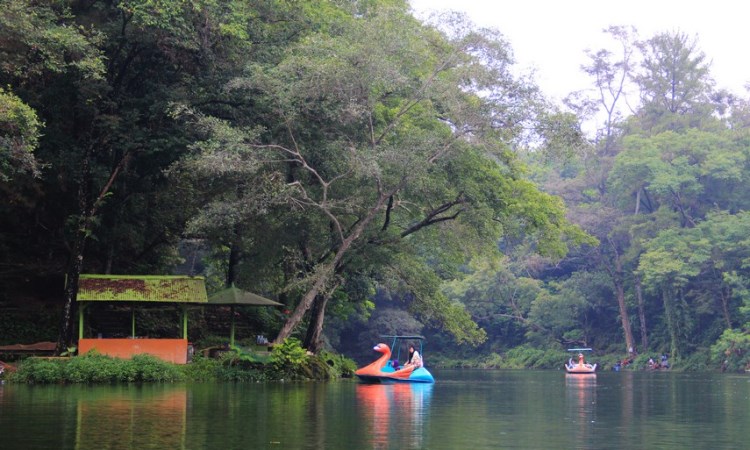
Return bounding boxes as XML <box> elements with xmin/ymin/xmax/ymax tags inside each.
<box><xmin>317</xmin><ymin>350</ymin><xmax>357</xmax><ymax>378</ymax></box>
<box><xmin>8</xmin><ymin>358</ymin><xmax>63</xmax><ymax>383</ymax></box>
<box><xmin>9</xmin><ymin>352</ymin><xmax>184</xmax><ymax>383</ymax></box>
<box><xmin>503</xmin><ymin>346</ymin><xmax>569</xmax><ymax>369</ymax></box>
<box><xmin>710</xmin><ymin>329</ymin><xmax>750</xmax><ymax>372</ymax></box>
<box><xmin>64</xmin><ymin>352</ymin><xmax>126</xmax><ymax>383</ymax></box>
<box><xmin>179</xmin><ymin>355</ymin><xmax>221</xmax><ymax>381</ymax></box>
<box><xmin>0</xmin><ymin>308</ymin><xmax>59</xmax><ymax>346</ymax></box>
<box><xmin>0</xmin><ymin>0</ymin><xmax>105</xmax><ymax>79</ymax></box>
<box><xmin>216</xmin><ymin>361</ymin><xmax>267</xmax><ymax>382</ymax></box>
<box><xmin>128</xmin><ymin>354</ymin><xmax>185</xmax><ymax>382</ymax></box>
<box><xmin>0</xmin><ymin>87</ymin><xmax>41</xmax><ymax>180</ymax></box>
<box><xmin>3</xmin><ymin>0</ymin><xmax>747</xmax><ymax>371</ymax></box>
<box><xmin>223</xmin><ymin>345</ymin><xmax>269</xmax><ymax>364</ymax></box>
<box><xmin>269</xmin><ymin>338</ymin><xmax>309</xmax><ymax>378</ymax></box>
<box><xmin>679</xmin><ymin>350</ymin><xmax>711</xmax><ymax>371</ymax></box>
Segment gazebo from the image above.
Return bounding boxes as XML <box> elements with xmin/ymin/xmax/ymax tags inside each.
<box><xmin>207</xmin><ymin>285</ymin><xmax>283</xmax><ymax>346</ymax></box>
<box><xmin>76</xmin><ymin>274</ymin><xmax>208</xmax><ymax>364</ymax></box>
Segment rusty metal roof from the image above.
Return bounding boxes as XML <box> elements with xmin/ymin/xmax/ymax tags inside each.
<box><xmin>77</xmin><ymin>274</ymin><xmax>208</xmax><ymax>303</ymax></box>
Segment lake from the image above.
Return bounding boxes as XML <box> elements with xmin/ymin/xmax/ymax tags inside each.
<box><xmin>1</xmin><ymin>369</ymin><xmax>748</xmax><ymax>449</ymax></box>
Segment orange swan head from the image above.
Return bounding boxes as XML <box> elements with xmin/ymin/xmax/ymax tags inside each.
<box><xmin>355</xmin><ymin>343</ymin><xmax>392</xmax><ymax>376</ymax></box>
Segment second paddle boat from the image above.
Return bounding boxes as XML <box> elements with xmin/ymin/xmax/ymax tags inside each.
<box><xmin>565</xmin><ymin>347</ymin><xmax>597</xmax><ymax>374</ymax></box>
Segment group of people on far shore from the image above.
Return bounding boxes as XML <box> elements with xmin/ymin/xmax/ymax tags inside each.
<box><xmin>613</xmin><ymin>352</ymin><xmax>669</xmax><ymax>371</ymax></box>
<box><xmin>647</xmin><ymin>354</ymin><xmax>670</xmax><ymax>370</ymax></box>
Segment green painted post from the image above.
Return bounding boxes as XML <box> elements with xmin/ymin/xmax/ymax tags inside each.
<box><xmin>78</xmin><ymin>303</ymin><xmax>85</xmax><ymax>340</ymax></box>
<box><xmin>230</xmin><ymin>306</ymin><xmax>236</xmax><ymax>347</ymax></box>
<box><xmin>131</xmin><ymin>307</ymin><xmax>136</xmax><ymax>338</ymax></box>
<box><xmin>182</xmin><ymin>305</ymin><xmax>188</xmax><ymax>340</ymax></box>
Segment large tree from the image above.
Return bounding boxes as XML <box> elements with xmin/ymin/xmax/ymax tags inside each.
<box><xmin>177</xmin><ymin>3</ymin><xmax>590</xmax><ymax>349</ymax></box>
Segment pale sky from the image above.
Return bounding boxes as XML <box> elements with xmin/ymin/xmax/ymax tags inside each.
<box><xmin>410</xmin><ymin>0</ymin><xmax>750</xmax><ymax>102</ymax></box>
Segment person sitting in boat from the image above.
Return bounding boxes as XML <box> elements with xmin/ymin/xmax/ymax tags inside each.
<box><xmin>578</xmin><ymin>353</ymin><xmax>585</xmax><ymax>365</ymax></box>
<box><xmin>404</xmin><ymin>345</ymin><xmax>423</xmax><ymax>369</ymax></box>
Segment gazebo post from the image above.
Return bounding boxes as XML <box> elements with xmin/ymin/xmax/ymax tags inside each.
<box><xmin>131</xmin><ymin>306</ymin><xmax>136</xmax><ymax>338</ymax></box>
<box><xmin>230</xmin><ymin>305</ymin><xmax>236</xmax><ymax>347</ymax></box>
<box><xmin>78</xmin><ymin>303</ymin><xmax>86</xmax><ymax>340</ymax></box>
<box><xmin>182</xmin><ymin>304</ymin><xmax>188</xmax><ymax>340</ymax></box>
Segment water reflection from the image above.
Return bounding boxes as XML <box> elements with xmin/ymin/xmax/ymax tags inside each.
<box><xmin>356</xmin><ymin>383</ymin><xmax>433</xmax><ymax>449</ymax></box>
<box><xmin>3</xmin><ymin>371</ymin><xmax>749</xmax><ymax>449</ymax></box>
<box><xmin>74</xmin><ymin>385</ymin><xmax>187</xmax><ymax>450</ymax></box>
<box><xmin>565</xmin><ymin>374</ymin><xmax>597</xmax><ymax>448</ymax></box>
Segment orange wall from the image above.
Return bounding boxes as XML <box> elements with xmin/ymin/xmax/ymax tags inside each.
<box><xmin>78</xmin><ymin>338</ymin><xmax>188</xmax><ymax>364</ymax></box>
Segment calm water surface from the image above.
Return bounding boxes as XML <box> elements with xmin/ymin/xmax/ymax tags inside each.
<box><xmin>1</xmin><ymin>369</ymin><xmax>748</xmax><ymax>449</ymax></box>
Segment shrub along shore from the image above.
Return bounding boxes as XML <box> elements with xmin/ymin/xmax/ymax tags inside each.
<box><xmin>2</xmin><ymin>338</ymin><xmax>357</xmax><ymax>384</ymax></box>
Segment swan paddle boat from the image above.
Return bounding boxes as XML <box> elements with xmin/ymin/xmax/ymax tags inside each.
<box><xmin>355</xmin><ymin>335</ymin><xmax>435</xmax><ymax>383</ymax></box>
<box><xmin>565</xmin><ymin>347</ymin><xmax>597</xmax><ymax>374</ymax></box>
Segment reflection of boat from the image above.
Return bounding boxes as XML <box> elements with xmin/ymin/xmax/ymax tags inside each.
<box><xmin>565</xmin><ymin>372</ymin><xmax>596</xmax><ymax>442</ymax></box>
<box><xmin>565</xmin><ymin>347</ymin><xmax>597</xmax><ymax>374</ymax></box>
<box><xmin>356</xmin><ymin>382</ymin><xmax>433</xmax><ymax>448</ymax></box>
<box><xmin>355</xmin><ymin>335</ymin><xmax>435</xmax><ymax>383</ymax></box>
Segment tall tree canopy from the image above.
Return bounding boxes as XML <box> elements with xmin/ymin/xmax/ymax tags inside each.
<box><xmin>172</xmin><ymin>3</ymin><xmax>590</xmax><ymax>348</ymax></box>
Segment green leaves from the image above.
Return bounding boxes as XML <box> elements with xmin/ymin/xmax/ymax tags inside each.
<box><xmin>0</xmin><ymin>0</ymin><xmax>105</xmax><ymax>80</ymax></box>
<box><xmin>0</xmin><ymin>87</ymin><xmax>41</xmax><ymax>180</ymax></box>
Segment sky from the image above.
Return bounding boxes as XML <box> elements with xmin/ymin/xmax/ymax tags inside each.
<box><xmin>409</xmin><ymin>0</ymin><xmax>750</xmax><ymax>102</ymax></box>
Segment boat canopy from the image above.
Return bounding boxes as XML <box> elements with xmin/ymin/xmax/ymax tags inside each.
<box><xmin>567</xmin><ymin>348</ymin><xmax>593</xmax><ymax>352</ymax></box>
<box><xmin>381</xmin><ymin>335</ymin><xmax>427</xmax><ymax>363</ymax></box>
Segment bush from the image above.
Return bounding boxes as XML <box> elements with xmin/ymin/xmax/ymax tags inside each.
<box><xmin>711</xmin><ymin>329</ymin><xmax>750</xmax><ymax>372</ymax></box>
<box><xmin>8</xmin><ymin>358</ymin><xmax>63</xmax><ymax>383</ymax></box>
<box><xmin>479</xmin><ymin>353</ymin><xmax>505</xmax><ymax>369</ymax></box>
<box><xmin>9</xmin><ymin>352</ymin><xmax>184</xmax><ymax>383</ymax></box>
<box><xmin>504</xmin><ymin>346</ymin><xmax>568</xmax><ymax>369</ymax></box>
<box><xmin>63</xmin><ymin>352</ymin><xmax>124</xmax><ymax>383</ymax></box>
<box><xmin>215</xmin><ymin>348</ymin><xmax>269</xmax><ymax>382</ymax></box>
<box><xmin>180</xmin><ymin>355</ymin><xmax>221</xmax><ymax>381</ymax></box>
<box><xmin>129</xmin><ymin>354</ymin><xmax>184</xmax><ymax>382</ymax></box>
<box><xmin>318</xmin><ymin>350</ymin><xmax>357</xmax><ymax>378</ymax></box>
<box><xmin>7</xmin><ymin>345</ymin><xmax>356</xmax><ymax>384</ymax></box>
<box><xmin>269</xmin><ymin>338</ymin><xmax>310</xmax><ymax>379</ymax></box>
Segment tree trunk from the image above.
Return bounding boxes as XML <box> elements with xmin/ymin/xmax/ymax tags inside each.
<box><xmin>718</xmin><ymin>284</ymin><xmax>732</xmax><ymax>329</ymax></box>
<box><xmin>274</xmin><ymin>259</ymin><xmax>337</xmax><ymax>344</ymax></box>
<box><xmin>635</xmin><ymin>274</ymin><xmax>648</xmax><ymax>350</ymax></box>
<box><xmin>55</xmin><ymin>148</ymin><xmax>130</xmax><ymax>354</ymax></box>
<box><xmin>303</xmin><ymin>280</ymin><xmax>341</xmax><ymax>353</ymax></box>
<box><xmin>303</xmin><ymin>294</ymin><xmax>328</xmax><ymax>353</ymax></box>
<box><xmin>56</xmin><ymin>233</ymin><xmax>86</xmax><ymax>354</ymax></box>
<box><xmin>614</xmin><ymin>277</ymin><xmax>636</xmax><ymax>355</ymax></box>
<box><xmin>56</xmin><ymin>152</ymin><xmax>92</xmax><ymax>354</ymax></box>
<box><xmin>662</xmin><ymin>284</ymin><xmax>679</xmax><ymax>359</ymax></box>
<box><xmin>634</xmin><ymin>187</ymin><xmax>641</xmax><ymax>214</ymax></box>
<box><xmin>605</xmin><ymin>242</ymin><xmax>636</xmax><ymax>356</ymax></box>
<box><xmin>226</xmin><ymin>242</ymin><xmax>241</xmax><ymax>286</ymax></box>
<box><xmin>274</xmin><ymin>192</ymin><xmax>391</xmax><ymax>344</ymax></box>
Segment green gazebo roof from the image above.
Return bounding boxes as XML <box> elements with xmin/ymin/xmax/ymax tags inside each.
<box><xmin>77</xmin><ymin>274</ymin><xmax>208</xmax><ymax>303</ymax></box>
<box><xmin>207</xmin><ymin>286</ymin><xmax>283</xmax><ymax>306</ymax></box>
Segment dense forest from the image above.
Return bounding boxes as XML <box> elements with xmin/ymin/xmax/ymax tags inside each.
<box><xmin>1</xmin><ymin>0</ymin><xmax>748</xmax><ymax>371</ymax></box>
